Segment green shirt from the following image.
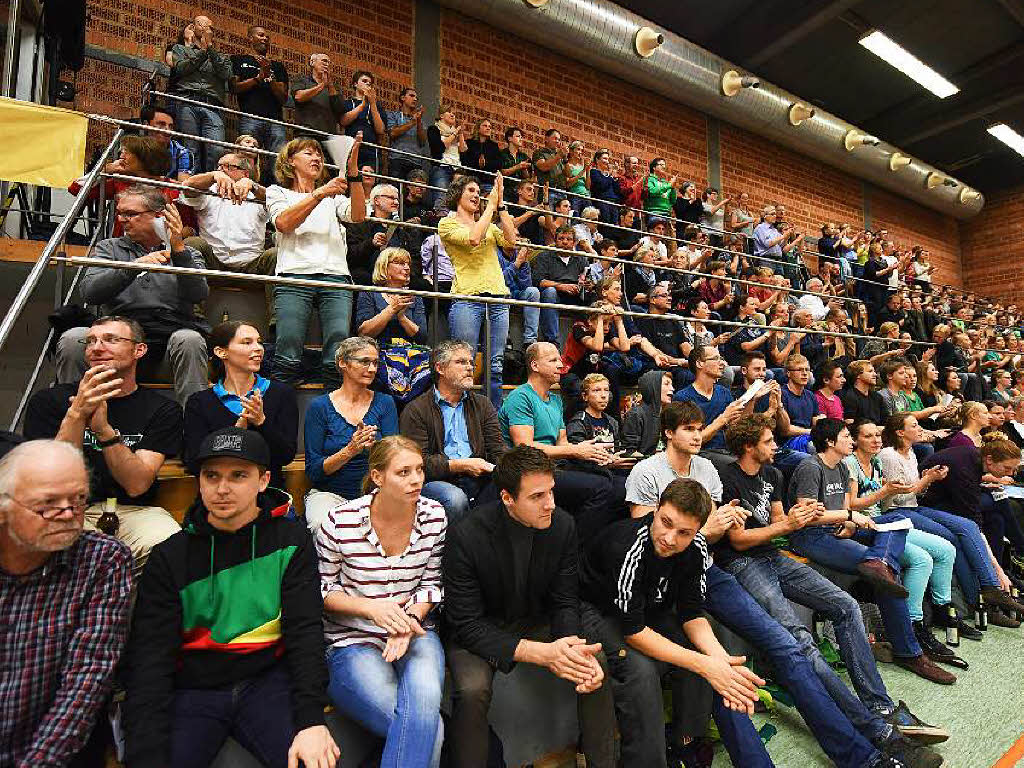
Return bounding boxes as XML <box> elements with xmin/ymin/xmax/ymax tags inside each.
<box><xmin>565</xmin><ymin>163</ymin><xmax>588</xmax><ymax>195</ymax></box>
<box><xmin>904</xmin><ymin>390</ymin><xmax>923</xmax><ymax>412</ymax></box>
<box><xmin>499</xmin><ymin>383</ymin><xmax>564</xmax><ymax>446</ymax></box>
<box><xmin>645</xmin><ymin>175</ymin><xmax>677</xmax><ymax>214</ymax></box>
<box><xmin>533</xmin><ymin>146</ymin><xmax>566</xmax><ymax>190</ymax></box>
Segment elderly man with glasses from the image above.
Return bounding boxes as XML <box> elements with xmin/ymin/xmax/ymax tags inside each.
<box><xmin>26</xmin><ymin>314</ymin><xmax>184</xmax><ymax>577</ymax></box>
<box><xmin>53</xmin><ymin>184</ymin><xmax>209</xmax><ymax>406</ymax></box>
<box><xmin>0</xmin><ymin>439</ymin><xmax>133</xmax><ymax>768</ymax></box>
<box><xmin>346</xmin><ymin>183</ymin><xmax>414</xmax><ymax>286</ymax></box>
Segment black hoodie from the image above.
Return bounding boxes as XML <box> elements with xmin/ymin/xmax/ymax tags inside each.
<box><xmin>621</xmin><ymin>369</ymin><xmax>669</xmax><ymax>455</ymax></box>
<box><xmin>124</xmin><ymin>487</ymin><xmax>328</xmax><ymax>767</ymax></box>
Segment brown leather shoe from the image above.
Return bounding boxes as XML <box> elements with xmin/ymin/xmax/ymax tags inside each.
<box><xmin>981</xmin><ymin>586</ymin><xmax>1024</xmax><ymax>616</ymax></box>
<box><xmin>858</xmin><ymin>559</ymin><xmax>910</xmax><ymax>598</ymax></box>
<box><xmin>895</xmin><ymin>654</ymin><xmax>957</xmax><ymax>685</ymax></box>
<box><xmin>988</xmin><ymin>607</ymin><xmax>1022</xmax><ymax>628</ymax></box>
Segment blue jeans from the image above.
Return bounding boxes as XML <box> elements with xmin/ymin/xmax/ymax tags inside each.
<box><xmin>891</xmin><ymin>506</ymin><xmax>999</xmax><ymax>605</ymax></box>
<box><xmin>327</xmin><ymin>631</ymin><xmax>445</xmax><ymax>768</ymax></box>
<box><xmin>175</xmin><ymin>100</ymin><xmax>226</xmax><ymax>172</ymax></box>
<box><xmin>773</xmin><ymin>447</ymin><xmax>810</xmax><ymax>483</ymax></box>
<box><xmin>429</xmin><ymin>164</ymin><xmax>454</xmax><ymax>207</ymax></box>
<box><xmin>272</xmin><ymin>273</ymin><xmax>353</xmax><ymax>383</ymax></box>
<box><xmin>538</xmin><ymin>286</ymin><xmax>563</xmax><ymax>344</ymax></box>
<box><xmin>516</xmin><ymin>285</ymin><xmax>541</xmax><ymax>345</ymax></box>
<box><xmin>901</xmin><ymin>530</ymin><xmax>955</xmax><ymax>622</ymax></box>
<box><xmin>449</xmin><ymin>299</ymin><xmax>509</xmax><ymax>409</ymax></box>
<box><xmin>704</xmin><ymin>565</ymin><xmax>883</xmax><ymax>766</ymax></box>
<box><xmin>789</xmin><ymin>515</ymin><xmax>922</xmax><ymax>659</ymax></box>
<box><xmin>238</xmin><ymin>114</ymin><xmax>287</xmax><ymax>154</ymax></box>
<box><xmin>720</xmin><ymin>555</ymin><xmax>893</xmax><ymax>732</ymax></box>
<box><xmin>421</xmin><ymin>477</ymin><xmax>496</xmax><ymax>527</ymax></box>
<box><xmin>168</xmin><ymin>663</ymin><xmax>295</xmax><ymax>767</ymax></box>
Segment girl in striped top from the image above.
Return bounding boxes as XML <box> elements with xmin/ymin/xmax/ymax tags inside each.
<box><xmin>316</xmin><ymin>436</ymin><xmax>446</xmax><ymax>768</ymax></box>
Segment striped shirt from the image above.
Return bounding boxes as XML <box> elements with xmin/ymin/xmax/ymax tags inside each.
<box><xmin>1</xmin><ymin>532</ymin><xmax>132</xmax><ymax>767</ymax></box>
<box><xmin>316</xmin><ymin>492</ymin><xmax>446</xmax><ymax>650</ymax></box>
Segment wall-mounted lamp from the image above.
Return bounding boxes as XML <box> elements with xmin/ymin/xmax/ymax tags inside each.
<box><xmin>721</xmin><ymin>70</ymin><xmax>760</xmax><ymax>97</ymax></box>
<box><xmin>844</xmin><ymin>129</ymin><xmax>881</xmax><ymax>152</ymax></box>
<box><xmin>889</xmin><ymin>153</ymin><xmax>912</xmax><ymax>171</ymax></box>
<box><xmin>925</xmin><ymin>172</ymin><xmax>956</xmax><ymax>189</ymax></box>
<box><xmin>634</xmin><ymin>27</ymin><xmax>664</xmax><ymax>58</ymax></box>
<box><xmin>788</xmin><ymin>103</ymin><xmax>815</xmax><ymax>126</ymax></box>
<box><xmin>960</xmin><ymin>188</ymin><xmax>981</xmax><ymax>204</ymax></box>
<box><xmin>522</xmin><ymin>0</ymin><xmax>549</xmax><ymax>6</ymax></box>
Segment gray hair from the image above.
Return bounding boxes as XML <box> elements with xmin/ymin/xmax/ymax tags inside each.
<box><xmin>369</xmin><ymin>184</ymin><xmax>398</xmax><ymax>202</ymax></box>
<box><xmin>117</xmin><ymin>184</ymin><xmax>167</xmax><ymax>212</ymax></box>
<box><xmin>0</xmin><ymin>440</ymin><xmax>86</xmax><ymax>507</ymax></box>
<box><xmin>432</xmin><ymin>339</ymin><xmax>473</xmax><ymax>371</ymax></box>
<box><xmin>582</xmin><ymin>206</ymin><xmax>600</xmax><ymax>220</ymax></box>
<box><xmin>334</xmin><ymin>336</ymin><xmax>378</xmax><ymax>367</ymax></box>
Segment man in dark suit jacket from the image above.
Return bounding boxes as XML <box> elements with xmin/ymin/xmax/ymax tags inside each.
<box><xmin>441</xmin><ymin>446</ymin><xmax>614</xmax><ymax>768</ymax></box>
<box><xmin>399</xmin><ymin>339</ymin><xmax>506</xmax><ymax>524</ymax></box>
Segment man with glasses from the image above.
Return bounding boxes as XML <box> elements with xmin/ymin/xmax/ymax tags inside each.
<box><xmin>26</xmin><ymin>315</ymin><xmax>183</xmax><ymax>577</ymax></box>
<box><xmin>673</xmin><ymin>345</ymin><xmax>748</xmax><ymax>472</ymax></box>
<box><xmin>636</xmin><ymin>284</ymin><xmax>694</xmax><ymax>388</ymax></box>
<box><xmin>779</xmin><ymin>353</ymin><xmax>821</xmax><ymax>455</ymax></box>
<box><xmin>53</xmin><ymin>185</ymin><xmax>209</xmax><ymax>406</ymax></box>
<box><xmin>347</xmin><ymin>183</ymin><xmax>412</xmax><ymax>286</ymax></box>
<box><xmin>0</xmin><ymin>440</ymin><xmax>133</xmax><ymax>767</ymax></box>
<box><xmin>400</xmin><ymin>339</ymin><xmax>506</xmax><ymax>524</ymax></box>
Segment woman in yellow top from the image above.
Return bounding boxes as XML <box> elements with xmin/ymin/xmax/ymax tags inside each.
<box><xmin>437</xmin><ymin>173</ymin><xmax>517</xmax><ymax>407</ymax></box>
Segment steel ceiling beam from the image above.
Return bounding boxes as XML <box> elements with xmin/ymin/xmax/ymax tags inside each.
<box><xmin>994</xmin><ymin>0</ymin><xmax>1024</xmax><ymax>27</ymax></box>
<box><xmin>746</xmin><ymin>0</ymin><xmax>864</xmax><ymax>68</ymax></box>
<box><xmin>897</xmin><ymin>84</ymin><xmax>1024</xmax><ymax>145</ymax></box>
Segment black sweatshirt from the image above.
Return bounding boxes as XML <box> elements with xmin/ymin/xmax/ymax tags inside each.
<box><xmin>182</xmin><ymin>381</ymin><xmax>298</xmax><ymax>489</ymax></box>
<box><xmin>124</xmin><ymin>489</ymin><xmax>327</xmax><ymax>767</ymax></box>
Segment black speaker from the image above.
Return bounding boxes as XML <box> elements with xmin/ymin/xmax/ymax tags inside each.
<box><xmin>44</xmin><ymin>0</ymin><xmax>86</xmax><ymax>71</ymax></box>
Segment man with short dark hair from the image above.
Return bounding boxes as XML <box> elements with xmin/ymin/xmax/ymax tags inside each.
<box><xmin>533</xmin><ymin>225</ymin><xmax>589</xmax><ymax>344</ymax></box>
<box><xmin>442</xmin><ymin>445</ymin><xmax>613</xmax><ymax>768</ymax></box>
<box><xmin>125</xmin><ymin>428</ymin><xmax>338</xmax><ymax>768</ymax></box>
<box><xmin>0</xmin><ymin>440</ymin><xmax>132</xmax><ymax>768</ymax></box>
<box><xmin>401</xmin><ymin>339</ymin><xmax>506</xmax><ymax>523</ymax></box>
<box><xmin>673</xmin><ymin>345</ymin><xmax>747</xmax><ymax>470</ymax></box>
<box><xmin>499</xmin><ymin>342</ymin><xmax>615</xmax><ymax>540</ymax></box>
<box><xmin>25</xmin><ymin>315</ymin><xmax>183</xmax><ymax>577</ymax></box>
<box><xmin>53</xmin><ymin>186</ymin><xmax>209</xmax><ymax>406</ymax></box>
<box><xmin>140</xmin><ymin>104</ymin><xmax>192</xmax><ymax>180</ymax></box>
<box><xmin>230</xmin><ymin>25</ymin><xmax>288</xmax><ymax>152</ymax></box>
<box><xmin>532</xmin><ymin>128</ymin><xmax>569</xmax><ymax>197</ymax></box>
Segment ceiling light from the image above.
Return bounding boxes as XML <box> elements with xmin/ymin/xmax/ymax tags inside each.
<box><xmin>988</xmin><ymin>123</ymin><xmax>1024</xmax><ymax>157</ymax></box>
<box><xmin>844</xmin><ymin>130</ymin><xmax>881</xmax><ymax>151</ymax></box>
<box><xmin>960</xmin><ymin>188</ymin><xmax>981</xmax><ymax>205</ymax></box>
<box><xmin>788</xmin><ymin>103</ymin><xmax>815</xmax><ymax>126</ymax></box>
<box><xmin>858</xmin><ymin>30</ymin><xmax>959</xmax><ymax>98</ymax></box>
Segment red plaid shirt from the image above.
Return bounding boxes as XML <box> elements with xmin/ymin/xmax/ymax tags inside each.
<box><xmin>1</xmin><ymin>532</ymin><xmax>132</xmax><ymax>767</ymax></box>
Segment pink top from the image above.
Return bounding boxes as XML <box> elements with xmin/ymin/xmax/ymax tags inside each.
<box><xmin>815</xmin><ymin>390</ymin><xmax>844</xmax><ymax>420</ymax></box>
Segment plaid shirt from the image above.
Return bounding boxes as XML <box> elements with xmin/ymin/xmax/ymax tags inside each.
<box><xmin>1</xmin><ymin>532</ymin><xmax>132</xmax><ymax>767</ymax></box>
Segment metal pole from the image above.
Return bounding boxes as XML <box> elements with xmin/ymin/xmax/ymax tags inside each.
<box><xmin>431</xmin><ymin>240</ymin><xmax>439</xmax><ymax>347</ymax></box>
<box><xmin>483</xmin><ymin>302</ymin><xmax>492</xmax><ymax>404</ymax></box>
<box><xmin>0</xmin><ymin>128</ymin><xmax>124</xmax><ymax>356</ymax></box>
<box><xmin>2</xmin><ymin>0</ymin><xmax>19</xmax><ymax>98</ymax></box>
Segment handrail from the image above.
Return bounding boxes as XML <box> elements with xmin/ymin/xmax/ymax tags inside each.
<box><xmin>0</xmin><ymin>128</ymin><xmax>125</xmax><ymax>357</ymax></box>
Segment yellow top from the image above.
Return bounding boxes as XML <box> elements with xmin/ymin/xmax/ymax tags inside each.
<box><xmin>437</xmin><ymin>215</ymin><xmax>512</xmax><ymax>297</ymax></box>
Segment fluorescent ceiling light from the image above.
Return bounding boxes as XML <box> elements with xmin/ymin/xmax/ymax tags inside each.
<box><xmin>859</xmin><ymin>30</ymin><xmax>959</xmax><ymax>98</ymax></box>
<box><xmin>988</xmin><ymin>123</ymin><xmax>1024</xmax><ymax>157</ymax></box>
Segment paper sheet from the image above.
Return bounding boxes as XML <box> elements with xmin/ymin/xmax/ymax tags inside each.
<box><xmin>322</xmin><ymin>135</ymin><xmax>356</xmax><ymax>169</ymax></box>
<box><xmin>737</xmin><ymin>378</ymin><xmax>766</xmax><ymax>406</ymax></box>
<box><xmin>872</xmin><ymin>518</ymin><xmax>913</xmax><ymax>532</ymax></box>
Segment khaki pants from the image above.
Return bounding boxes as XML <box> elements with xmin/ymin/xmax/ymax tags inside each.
<box><xmin>85</xmin><ymin>503</ymin><xmax>180</xmax><ymax>580</ymax></box>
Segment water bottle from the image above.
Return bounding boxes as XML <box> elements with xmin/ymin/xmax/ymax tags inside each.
<box><xmin>975</xmin><ymin>593</ymin><xmax>988</xmax><ymax>631</ymax></box>
<box><xmin>96</xmin><ymin>497</ymin><xmax>119</xmax><ymax>537</ymax></box>
<box><xmin>945</xmin><ymin>605</ymin><xmax>959</xmax><ymax>647</ymax></box>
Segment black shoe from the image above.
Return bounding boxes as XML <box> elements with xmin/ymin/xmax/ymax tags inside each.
<box><xmin>885</xmin><ymin>700</ymin><xmax>949</xmax><ymax>745</ymax></box>
<box><xmin>932</xmin><ymin>607</ymin><xmax>984</xmax><ymax>641</ymax></box>
<box><xmin>880</xmin><ymin>729</ymin><xmax>944</xmax><ymax>768</ymax></box>
<box><xmin>912</xmin><ymin>621</ymin><xmax>956</xmax><ymax>660</ymax></box>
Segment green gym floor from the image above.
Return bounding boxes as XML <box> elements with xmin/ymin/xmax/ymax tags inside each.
<box><xmin>712</xmin><ymin>623</ymin><xmax>1024</xmax><ymax>768</ymax></box>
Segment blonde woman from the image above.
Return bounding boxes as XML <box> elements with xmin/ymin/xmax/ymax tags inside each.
<box><xmin>948</xmin><ymin>401</ymin><xmax>989</xmax><ymax>449</ymax></box>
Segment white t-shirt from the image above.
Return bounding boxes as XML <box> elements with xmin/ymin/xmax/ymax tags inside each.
<box><xmin>876</xmin><ymin>446</ymin><xmax>919</xmax><ymax>509</ymax></box>
<box><xmin>266</xmin><ymin>185</ymin><xmax>354</xmax><ymax>276</ymax></box>
<box><xmin>883</xmin><ymin>253</ymin><xmax>900</xmax><ymax>288</ymax></box>
<box><xmin>179</xmin><ymin>185</ymin><xmax>270</xmax><ymax>267</ymax></box>
<box><xmin>624</xmin><ymin>451</ymin><xmax>723</xmax><ymax>508</ymax></box>
<box><xmin>639</xmin><ymin>235</ymin><xmax>668</xmax><ymax>263</ymax></box>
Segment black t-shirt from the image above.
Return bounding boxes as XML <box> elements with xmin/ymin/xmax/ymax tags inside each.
<box><xmin>583</xmin><ymin>413</ymin><xmax>616</xmax><ymax>450</ymax></box>
<box><xmin>716</xmin><ymin>462</ymin><xmax>783</xmax><ymax>566</ymax></box>
<box><xmin>638</xmin><ymin>315</ymin><xmax>687</xmax><ymax>358</ymax></box>
<box><xmin>840</xmin><ymin>387</ymin><xmax>885</xmax><ymax>425</ymax></box>
<box><xmin>24</xmin><ymin>384</ymin><xmax>183</xmax><ymax>505</ymax></box>
<box><xmin>231</xmin><ymin>55</ymin><xmax>288</xmax><ymax>119</ymax></box>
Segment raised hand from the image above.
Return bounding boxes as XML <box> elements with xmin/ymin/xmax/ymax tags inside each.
<box><xmin>67</xmin><ymin>365</ymin><xmax>123</xmax><ymax>422</ymax></box>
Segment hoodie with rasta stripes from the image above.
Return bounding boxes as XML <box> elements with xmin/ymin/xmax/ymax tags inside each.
<box><xmin>124</xmin><ymin>487</ymin><xmax>328</xmax><ymax>767</ymax></box>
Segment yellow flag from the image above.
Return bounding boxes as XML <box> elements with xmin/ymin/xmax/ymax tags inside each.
<box><xmin>0</xmin><ymin>97</ymin><xmax>88</xmax><ymax>187</ymax></box>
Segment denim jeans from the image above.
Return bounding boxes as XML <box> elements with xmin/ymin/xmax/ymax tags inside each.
<box><xmin>703</xmin><ymin>565</ymin><xmax>884</xmax><ymax>765</ymax></box>
<box><xmin>891</xmin><ymin>506</ymin><xmax>1000</xmax><ymax>605</ymax></box>
<box><xmin>773</xmin><ymin>447</ymin><xmax>810</xmax><ymax>483</ymax></box>
<box><xmin>448</xmin><ymin>299</ymin><xmax>509</xmax><ymax>409</ymax></box>
<box><xmin>272</xmin><ymin>273</ymin><xmax>353</xmax><ymax>383</ymax></box>
<box><xmin>421</xmin><ymin>477</ymin><xmax>495</xmax><ymax>526</ymax></box>
<box><xmin>720</xmin><ymin>554</ymin><xmax>894</xmax><ymax>733</ymax></box>
<box><xmin>554</xmin><ymin>469</ymin><xmax>614</xmax><ymax>544</ymax></box>
<box><xmin>581</xmin><ymin>600</ymin><xmax>774</xmax><ymax>768</ymax></box>
<box><xmin>429</xmin><ymin>164</ymin><xmax>454</xmax><ymax>207</ymax></box>
<box><xmin>538</xmin><ymin>286</ymin><xmax>563</xmax><ymax>344</ymax></box>
<box><xmin>517</xmin><ymin>285</ymin><xmax>541</xmax><ymax>345</ymax></box>
<box><xmin>327</xmin><ymin>631</ymin><xmax>445</xmax><ymax>768</ymax></box>
<box><xmin>901</xmin><ymin>530</ymin><xmax>955</xmax><ymax>621</ymax></box>
<box><xmin>238</xmin><ymin>114</ymin><xmax>287</xmax><ymax>154</ymax></box>
<box><xmin>789</xmin><ymin>515</ymin><xmax>923</xmax><ymax>659</ymax></box>
<box><xmin>168</xmin><ymin>663</ymin><xmax>295</xmax><ymax>767</ymax></box>
<box><xmin>980</xmin><ymin>492</ymin><xmax>1024</xmax><ymax>562</ymax></box>
<box><xmin>175</xmin><ymin>101</ymin><xmax>226</xmax><ymax>172</ymax></box>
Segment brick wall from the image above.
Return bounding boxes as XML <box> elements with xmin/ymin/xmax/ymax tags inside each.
<box><xmin>871</xmin><ymin>187</ymin><xmax>963</xmax><ymax>288</ymax></box>
<box><xmin>69</xmin><ymin>0</ymin><xmax>414</xmax><ymax>162</ymax></box>
<box><xmin>438</xmin><ymin>9</ymin><xmax>707</xmax><ymax>189</ymax></box>
<box><xmin>961</xmin><ymin>185</ymin><xmax>1024</xmax><ymax>302</ymax></box>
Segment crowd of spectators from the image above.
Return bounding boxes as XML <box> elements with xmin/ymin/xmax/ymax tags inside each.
<box><xmin>8</xmin><ymin>12</ymin><xmax>1024</xmax><ymax>768</ymax></box>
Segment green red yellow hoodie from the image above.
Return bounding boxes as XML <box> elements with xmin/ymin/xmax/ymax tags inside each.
<box><xmin>123</xmin><ymin>488</ymin><xmax>328</xmax><ymax>767</ymax></box>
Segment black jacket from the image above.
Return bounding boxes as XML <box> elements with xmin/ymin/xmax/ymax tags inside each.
<box><xmin>442</xmin><ymin>501</ymin><xmax>581</xmax><ymax>672</ymax></box>
<box><xmin>621</xmin><ymin>369</ymin><xmax>666</xmax><ymax>455</ymax></box>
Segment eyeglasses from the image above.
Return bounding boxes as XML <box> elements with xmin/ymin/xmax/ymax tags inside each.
<box><xmin>78</xmin><ymin>334</ymin><xmax>138</xmax><ymax>348</ymax></box>
<box><xmin>218</xmin><ymin>162</ymin><xmax>246</xmax><ymax>172</ymax></box>
<box><xmin>378</xmin><ymin>194</ymin><xmax>400</xmax><ymax>201</ymax></box>
<box><xmin>5</xmin><ymin>494</ymin><xmax>88</xmax><ymax>520</ymax></box>
<box><xmin>115</xmin><ymin>209</ymin><xmax>151</xmax><ymax>221</ymax></box>
<box><xmin>346</xmin><ymin>356</ymin><xmax>379</xmax><ymax>369</ymax></box>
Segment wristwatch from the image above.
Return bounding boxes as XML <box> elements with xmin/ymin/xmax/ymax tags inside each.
<box><xmin>347</xmin><ymin>173</ymin><xmax>364</xmax><ymax>183</ymax></box>
<box><xmin>97</xmin><ymin>430</ymin><xmax>122</xmax><ymax>448</ymax></box>
<box><xmin>497</xmin><ymin>205</ymin><xmax>507</xmax><ymax>212</ymax></box>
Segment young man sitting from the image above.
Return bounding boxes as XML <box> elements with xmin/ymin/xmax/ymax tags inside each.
<box><xmin>533</xmin><ymin>225</ymin><xmax>589</xmax><ymax>345</ymax></box>
<box><xmin>778</xmin><ymin>352</ymin><xmax>821</xmax><ymax>454</ymax></box>
<box><xmin>124</xmin><ymin>428</ymin><xmax>338</xmax><ymax>768</ymax></box>
<box><xmin>842</xmin><ymin>360</ymin><xmax>886</xmax><ymax>425</ymax></box>
<box><xmin>719</xmin><ymin>415</ymin><xmax>947</xmax><ymax>759</ymax></box>
<box><xmin>621</xmin><ymin>369</ymin><xmax>674</xmax><ymax>456</ymax></box>
<box><xmin>673</xmin><ymin>345</ymin><xmax>748</xmax><ymax>471</ymax></box>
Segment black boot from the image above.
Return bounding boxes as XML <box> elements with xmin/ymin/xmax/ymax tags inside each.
<box><xmin>931</xmin><ymin>604</ymin><xmax>983</xmax><ymax>641</ymax></box>
<box><xmin>912</xmin><ymin>620</ymin><xmax>958</xmax><ymax>662</ymax></box>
